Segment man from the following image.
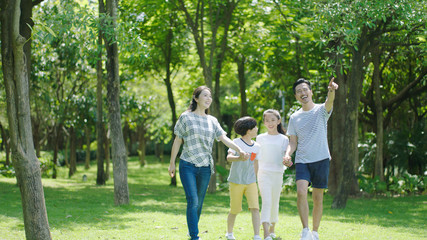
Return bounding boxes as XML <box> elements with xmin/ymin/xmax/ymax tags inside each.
<box><xmin>283</xmin><ymin>77</ymin><xmax>338</xmax><ymax>240</ymax></box>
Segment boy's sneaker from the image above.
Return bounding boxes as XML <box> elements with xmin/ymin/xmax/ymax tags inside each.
<box><xmin>300</xmin><ymin>228</ymin><xmax>313</xmax><ymax>240</ymax></box>
<box><xmin>225</xmin><ymin>232</ymin><xmax>236</xmax><ymax>240</ymax></box>
<box><xmin>254</xmin><ymin>235</ymin><xmax>263</xmax><ymax>240</ymax></box>
<box><xmin>270</xmin><ymin>233</ymin><xmax>276</xmax><ymax>238</ymax></box>
<box><xmin>312</xmin><ymin>231</ymin><xmax>319</xmax><ymax>240</ymax></box>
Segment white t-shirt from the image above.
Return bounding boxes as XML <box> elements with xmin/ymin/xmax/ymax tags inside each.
<box><xmin>287</xmin><ymin>103</ymin><xmax>331</xmax><ymax>164</ymax></box>
<box><xmin>228</xmin><ymin>138</ymin><xmax>261</xmax><ymax>184</ymax></box>
<box><xmin>256</xmin><ymin>133</ymin><xmax>289</xmax><ymax>173</ymax></box>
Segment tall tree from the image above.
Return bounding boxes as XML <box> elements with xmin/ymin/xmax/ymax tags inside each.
<box><xmin>174</xmin><ymin>0</ymin><xmax>240</xmax><ymax>193</ymax></box>
<box><xmin>315</xmin><ymin>0</ymin><xmax>426</xmax><ymax>208</ymax></box>
<box><xmin>0</xmin><ymin>0</ymin><xmax>51</xmax><ymax>238</ymax></box>
<box><xmin>102</xmin><ymin>0</ymin><xmax>130</xmax><ymax>205</ymax></box>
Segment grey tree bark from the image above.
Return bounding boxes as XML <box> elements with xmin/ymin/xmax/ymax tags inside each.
<box><xmin>0</xmin><ymin>0</ymin><xmax>51</xmax><ymax>238</ymax></box>
<box><xmin>103</xmin><ymin>0</ymin><xmax>130</xmax><ymax>205</ymax></box>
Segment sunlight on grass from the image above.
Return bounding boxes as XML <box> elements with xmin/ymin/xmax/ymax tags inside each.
<box><xmin>1</xmin><ymin>155</ymin><xmax>426</xmax><ymax>239</ymax></box>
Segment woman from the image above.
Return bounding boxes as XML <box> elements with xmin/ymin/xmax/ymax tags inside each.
<box><xmin>168</xmin><ymin>86</ymin><xmax>247</xmax><ymax>240</ymax></box>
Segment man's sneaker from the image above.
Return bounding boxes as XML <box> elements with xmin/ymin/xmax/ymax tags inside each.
<box><xmin>264</xmin><ymin>237</ymin><xmax>273</xmax><ymax>240</ymax></box>
<box><xmin>300</xmin><ymin>228</ymin><xmax>313</xmax><ymax>240</ymax></box>
<box><xmin>254</xmin><ymin>235</ymin><xmax>263</xmax><ymax>240</ymax></box>
<box><xmin>270</xmin><ymin>232</ymin><xmax>276</xmax><ymax>238</ymax></box>
<box><xmin>225</xmin><ymin>232</ymin><xmax>236</xmax><ymax>240</ymax></box>
<box><xmin>312</xmin><ymin>231</ymin><xmax>319</xmax><ymax>240</ymax></box>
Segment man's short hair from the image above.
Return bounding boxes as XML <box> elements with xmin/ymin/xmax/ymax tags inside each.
<box><xmin>293</xmin><ymin>78</ymin><xmax>312</xmax><ymax>94</ymax></box>
<box><xmin>234</xmin><ymin>116</ymin><xmax>257</xmax><ymax>136</ymax></box>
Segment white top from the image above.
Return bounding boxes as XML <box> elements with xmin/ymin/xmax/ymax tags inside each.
<box><xmin>287</xmin><ymin>103</ymin><xmax>331</xmax><ymax>164</ymax></box>
<box><xmin>228</xmin><ymin>138</ymin><xmax>261</xmax><ymax>184</ymax></box>
<box><xmin>256</xmin><ymin>133</ymin><xmax>289</xmax><ymax>173</ymax></box>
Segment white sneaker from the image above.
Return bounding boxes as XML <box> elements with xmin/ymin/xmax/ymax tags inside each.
<box><xmin>270</xmin><ymin>232</ymin><xmax>276</xmax><ymax>238</ymax></box>
<box><xmin>254</xmin><ymin>235</ymin><xmax>263</xmax><ymax>240</ymax></box>
<box><xmin>300</xmin><ymin>228</ymin><xmax>313</xmax><ymax>240</ymax></box>
<box><xmin>225</xmin><ymin>232</ymin><xmax>236</xmax><ymax>240</ymax></box>
<box><xmin>312</xmin><ymin>231</ymin><xmax>319</xmax><ymax>240</ymax></box>
<box><xmin>264</xmin><ymin>237</ymin><xmax>273</xmax><ymax>240</ymax></box>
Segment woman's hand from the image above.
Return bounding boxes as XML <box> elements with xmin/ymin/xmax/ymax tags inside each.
<box><xmin>168</xmin><ymin>163</ymin><xmax>176</xmax><ymax>178</ymax></box>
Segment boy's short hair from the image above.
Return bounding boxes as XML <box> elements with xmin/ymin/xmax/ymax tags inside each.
<box><xmin>293</xmin><ymin>78</ymin><xmax>312</xmax><ymax>94</ymax></box>
<box><xmin>234</xmin><ymin>116</ymin><xmax>257</xmax><ymax>136</ymax></box>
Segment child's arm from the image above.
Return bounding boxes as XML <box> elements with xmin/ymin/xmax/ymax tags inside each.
<box><xmin>254</xmin><ymin>160</ymin><xmax>259</xmax><ymax>178</ymax></box>
<box><xmin>226</xmin><ymin>150</ymin><xmax>247</xmax><ymax>162</ymax></box>
<box><xmin>219</xmin><ymin>134</ymin><xmax>249</xmax><ymax>160</ymax></box>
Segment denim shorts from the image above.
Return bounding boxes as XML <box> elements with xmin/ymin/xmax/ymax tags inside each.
<box><xmin>295</xmin><ymin>158</ymin><xmax>330</xmax><ymax>189</ymax></box>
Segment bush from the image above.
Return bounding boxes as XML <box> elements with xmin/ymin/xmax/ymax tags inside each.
<box><xmin>358</xmin><ymin>172</ymin><xmax>425</xmax><ymax>196</ymax></box>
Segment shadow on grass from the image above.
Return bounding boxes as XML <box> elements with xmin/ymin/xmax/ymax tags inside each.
<box><xmin>1</xmin><ymin>156</ymin><xmax>426</xmax><ymax>235</ymax></box>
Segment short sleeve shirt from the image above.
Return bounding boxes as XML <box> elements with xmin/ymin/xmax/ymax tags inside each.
<box><xmin>174</xmin><ymin>111</ymin><xmax>226</xmax><ymax>174</ymax></box>
<box><xmin>287</xmin><ymin>104</ymin><xmax>331</xmax><ymax>164</ymax></box>
<box><xmin>227</xmin><ymin>138</ymin><xmax>261</xmax><ymax>184</ymax></box>
<box><xmin>256</xmin><ymin>133</ymin><xmax>289</xmax><ymax>173</ymax></box>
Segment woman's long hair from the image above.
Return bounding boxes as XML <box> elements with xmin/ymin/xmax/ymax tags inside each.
<box><xmin>263</xmin><ymin>109</ymin><xmax>286</xmax><ymax>135</ymax></box>
<box><xmin>188</xmin><ymin>86</ymin><xmax>211</xmax><ymax>114</ymax></box>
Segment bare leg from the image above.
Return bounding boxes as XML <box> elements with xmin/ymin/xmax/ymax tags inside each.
<box><xmin>296</xmin><ymin>180</ymin><xmax>310</xmax><ymax>228</ymax></box>
<box><xmin>227</xmin><ymin>213</ymin><xmax>237</xmax><ymax>234</ymax></box>
<box><xmin>269</xmin><ymin>222</ymin><xmax>275</xmax><ymax>235</ymax></box>
<box><xmin>262</xmin><ymin>222</ymin><xmax>270</xmax><ymax>239</ymax></box>
<box><xmin>250</xmin><ymin>208</ymin><xmax>261</xmax><ymax>236</ymax></box>
<box><xmin>312</xmin><ymin>188</ymin><xmax>324</xmax><ymax>232</ymax></box>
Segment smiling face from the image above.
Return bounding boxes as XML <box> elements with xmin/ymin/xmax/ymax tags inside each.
<box><xmin>294</xmin><ymin>83</ymin><xmax>313</xmax><ymax>105</ymax></box>
<box><xmin>195</xmin><ymin>89</ymin><xmax>212</xmax><ymax>111</ymax></box>
<box><xmin>263</xmin><ymin>113</ymin><xmax>280</xmax><ymax>134</ymax></box>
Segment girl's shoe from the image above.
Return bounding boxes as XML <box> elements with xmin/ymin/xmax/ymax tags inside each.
<box><xmin>225</xmin><ymin>232</ymin><xmax>236</xmax><ymax>240</ymax></box>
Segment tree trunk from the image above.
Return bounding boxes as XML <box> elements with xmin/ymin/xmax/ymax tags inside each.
<box><xmin>332</xmin><ymin>32</ymin><xmax>368</xmax><ymax>209</ymax></box>
<box><xmin>123</xmin><ymin>121</ymin><xmax>130</xmax><ymax>156</ymax></box>
<box><xmin>163</xmin><ymin>14</ymin><xmax>178</xmax><ymax>185</ymax></box>
<box><xmin>237</xmin><ymin>55</ymin><xmax>248</xmax><ymax>117</ymax></box>
<box><xmin>137</xmin><ymin>124</ymin><xmax>146</xmax><ymax>167</ymax></box>
<box><xmin>64</xmin><ymin>133</ymin><xmax>70</xmax><ymax>168</ymax></box>
<box><xmin>105</xmin><ymin>127</ymin><xmax>111</xmax><ymax>181</ymax></box>
<box><xmin>0</xmin><ymin>123</ymin><xmax>11</xmax><ymax>166</ymax></box>
<box><xmin>68</xmin><ymin>126</ymin><xmax>77</xmax><ymax>177</ymax></box>
<box><xmin>31</xmin><ymin>116</ymin><xmax>41</xmax><ymax>158</ymax></box>
<box><xmin>328</xmin><ymin>70</ymin><xmax>347</xmax><ymax>196</ymax></box>
<box><xmin>372</xmin><ymin>46</ymin><xmax>384</xmax><ymax>181</ymax></box>
<box><xmin>96</xmin><ymin>0</ymin><xmax>106</xmax><ymax>186</ymax></box>
<box><xmin>104</xmin><ymin>0</ymin><xmax>129</xmax><ymax>205</ymax></box>
<box><xmin>1</xmin><ymin>0</ymin><xmax>51</xmax><ymax>238</ymax></box>
<box><xmin>85</xmin><ymin>125</ymin><xmax>91</xmax><ymax>169</ymax></box>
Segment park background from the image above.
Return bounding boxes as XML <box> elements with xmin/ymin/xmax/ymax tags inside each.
<box><xmin>0</xmin><ymin>0</ymin><xmax>426</xmax><ymax>239</ymax></box>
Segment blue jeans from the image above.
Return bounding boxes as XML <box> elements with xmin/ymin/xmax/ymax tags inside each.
<box><xmin>179</xmin><ymin>160</ymin><xmax>211</xmax><ymax>240</ymax></box>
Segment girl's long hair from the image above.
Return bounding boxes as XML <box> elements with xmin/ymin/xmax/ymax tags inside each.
<box><xmin>187</xmin><ymin>86</ymin><xmax>211</xmax><ymax>114</ymax></box>
<box><xmin>263</xmin><ymin>109</ymin><xmax>286</xmax><ymax>135</ymax></box>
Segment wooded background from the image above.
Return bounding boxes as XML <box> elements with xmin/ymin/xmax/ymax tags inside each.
<box><xmin>0</xmin><ymin>0</ymin><xmax>425</xmax><ymax>239</ymax></box>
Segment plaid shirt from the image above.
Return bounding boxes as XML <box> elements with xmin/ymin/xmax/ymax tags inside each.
<box><xmin>174</xmin><ymin>111</ymin><xmax>226</xmax><ymax>174</ymax></box>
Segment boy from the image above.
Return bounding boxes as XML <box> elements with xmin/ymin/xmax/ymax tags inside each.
<box><xmin>226</xmin><ymin>116</ymin><xmax>262</xmax><ymax>240</ymax></box>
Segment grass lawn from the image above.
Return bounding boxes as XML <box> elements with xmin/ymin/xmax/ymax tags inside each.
<box><xmin>0</xmin><ymin>156</ymin><xmax>426</xmax><ymax>240</ymax></box>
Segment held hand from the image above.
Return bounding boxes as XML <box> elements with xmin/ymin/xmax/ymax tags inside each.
<box><xmin>282</xmin><ymin>155</ymin><xmax>293</xmax><ymax>167</ymax></box>
<box><xmin>328</xmin><ymin>77</ymin><xmax>339</xmax><ymax>92</ymax></box>
<box><xmin>239</xmin><ymin>150</ymin><xmax>250</xmax><ymax>161</ymax></box>
<box><xmin>168</xmin><ymin>164</ymin><xmax>176</xmax><ymax>178</ymax></box>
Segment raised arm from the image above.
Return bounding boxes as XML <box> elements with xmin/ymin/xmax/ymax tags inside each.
<box><xmin>325</xmin><ymin>77</ymin><xmax>339</xmax><ymax>113</ymax></box>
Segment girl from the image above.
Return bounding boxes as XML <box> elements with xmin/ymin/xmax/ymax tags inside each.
<box><xmin>168</xmin><ymin>86</ymin><xmax>247</xmax><ymax>240</ymax></box>
<box><xmin>256</xmin><ymin>109</ymin><xmax>289</xmax><ymax>240</ymax></box>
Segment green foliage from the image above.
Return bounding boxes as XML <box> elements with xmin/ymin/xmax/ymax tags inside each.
<box><xmin>0</xmin><ymin>163</ymin><xmax>14</xmax><ymax>178</ymax></box>
<box><xmin>358</xmin><ymin>173</ymin><xmax>426</xmax><ymax>196</ymax></box>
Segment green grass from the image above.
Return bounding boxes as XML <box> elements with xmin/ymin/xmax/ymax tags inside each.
<box><xmin>1</xmin><ymin>156</ymin><xmax>426</xmax><ymax>240</ymax></box>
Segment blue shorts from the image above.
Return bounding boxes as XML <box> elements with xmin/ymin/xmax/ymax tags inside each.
<box><xmin>295</xmin><ymin>158</ymin><xmax>330</xmax><ymax>189</ymax></box>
